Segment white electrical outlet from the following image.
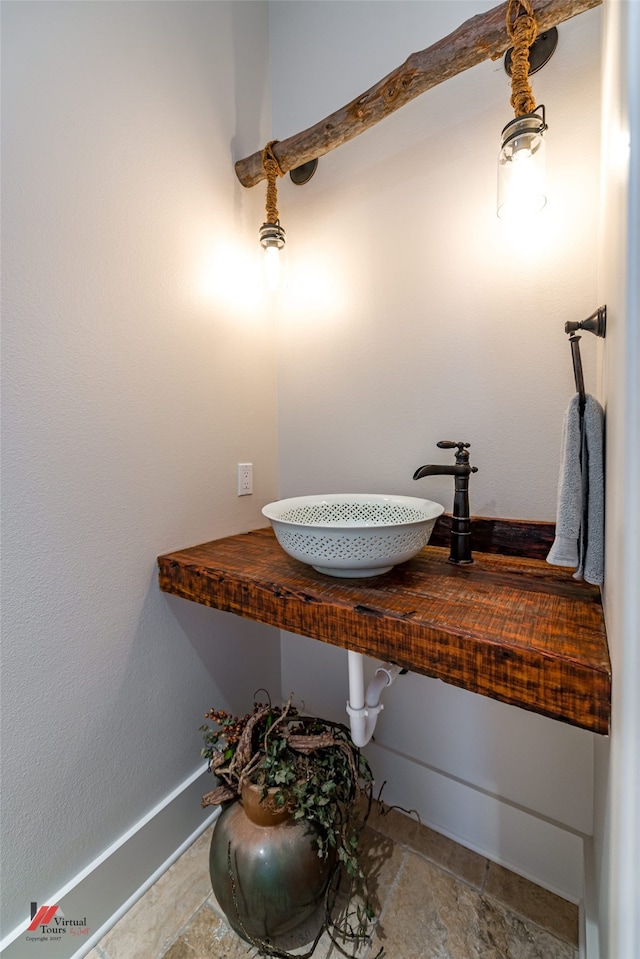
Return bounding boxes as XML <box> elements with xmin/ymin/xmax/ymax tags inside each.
<box><xmin>237</xmin><ymin>463</ymin><xmax>253</xmax><ymax>496</ymax></box>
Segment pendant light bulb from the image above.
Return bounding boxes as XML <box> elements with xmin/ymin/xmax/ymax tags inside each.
<box><xmin>497</xmin><ymin>106</ymin><xmax>547</xmax><ymax>220</ymax></box>
<box><xmin>259</xmin><ymin>221</ymin><xmax>286</xmax><ymax>294</ymax></box>
<box><xmin>498</xmin><ymin>1</ymin><xmax>551</xmax><ymax>220</ymax></box>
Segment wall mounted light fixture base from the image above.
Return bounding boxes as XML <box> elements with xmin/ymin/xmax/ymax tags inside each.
<box><xmin>504</xmin><ymin>26</ymin><xmax>558</xmax><ymax>76</ymax></box>
<box><xmin>289</xmin><ymin>158</ymin><xmax>318</xmax><ymax>185</ymax></box>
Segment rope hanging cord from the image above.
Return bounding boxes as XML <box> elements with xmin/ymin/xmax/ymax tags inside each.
<box><xmin>506</xmin><ymin>0</ymin><xmax>538</xmax><ymax>117</ymax></box>
<box><xmin>261</xmin><ymin>140</ymin><xmax>284</xmax><ymax>224</ymax></box>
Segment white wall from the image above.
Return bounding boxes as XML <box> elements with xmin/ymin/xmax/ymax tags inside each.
<box><xmin>594</xmin><ymin>2</ymin><xmax>640</xmax><ymax>956</ymax></box>
<box><xmin>0</xmin><ymin>0</ymin><xmax>279</xmax><ymax>943</ymax></box>
<box><xmin>270</xmin><ymin>0</ymin><xmax>603</xmax><ymax>901</ymax></box>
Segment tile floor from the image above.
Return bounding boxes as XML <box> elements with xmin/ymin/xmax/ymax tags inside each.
<box><xmin>89</xmin><ymin>804</ymin><xmax>579</xmax><ymax>959</ymax></box>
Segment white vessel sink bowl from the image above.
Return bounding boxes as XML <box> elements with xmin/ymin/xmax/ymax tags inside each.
<box><xmin>262</xmin><ymin>494</ymin><xmax>444</xmax><ymax>577</ymax></box>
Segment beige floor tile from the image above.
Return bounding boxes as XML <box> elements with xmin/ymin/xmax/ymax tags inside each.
<box><xmin>98</xmin><ymin>826</ymin><xmax>214</xmax><ymax>959</ymax></box>
<box><xmin>161</xmin><ymin>904</ymin><xmax>223</xmax><ymax>959</ymax></box>
<box><xmin>477</xmin><ymin>897</ymin><xmax>578</xmax><ymax>959</ymax></box>
<box><xmin>367</xmin><ymin>802</ymin><xmax>488</xmax><ymax>889</ymax></box>
<box><xmin>378</xmin><ymin>850</ymin><xmax>485</xmax><ymax>959</ymax></box>
<box><xmin>484</xmin><ymin>862</ymin><xmax>579</xmax><ymax>947</ymax></box>
<box><xmin>377</xmin><ymin>850</ymin><xmax>577</xmax><ymax>959</ymax></box>
<box><xmin>162</xmin><ymin>902</ymin><xmax>255</xmax><ymax>959</ymax></box>
<box><xmin>357</xmin><ymin>825</ymin><xmax>405</xmax><ymax>919</ymax></box>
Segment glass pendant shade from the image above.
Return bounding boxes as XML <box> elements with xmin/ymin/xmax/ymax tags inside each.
<box><xmin>259</xmin><ymin>221</ymin><xmax>287</xmax><ymax>293</ymax></box>
<box><xmin>497</xmin><ymin>107</ymin><xmax>547</xmax><ymax>220</ymax></box>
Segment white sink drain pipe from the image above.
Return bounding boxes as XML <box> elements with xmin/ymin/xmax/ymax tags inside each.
<box><xmin>346</xmin><ymin>650</ymin><xmax>402</xmax><ymax>748</ymax></box>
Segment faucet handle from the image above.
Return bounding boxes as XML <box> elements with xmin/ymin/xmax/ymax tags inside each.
<box><xmin>436</xmin><ymin>441</ymin><xmax>470</xmax><ymax>451</ymax></box>
<box><xmin>436</xmin><ymin>441</ymin><xmax>477</xmax><ymax>471</ymax></box>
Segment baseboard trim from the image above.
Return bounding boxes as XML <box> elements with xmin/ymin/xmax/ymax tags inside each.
<box><xmin>581</xmin><ymin>836</ymin><xmax>600</xmax><ymax>959</ymax></box>
<box><xmin>1</xmin><ymin>765</ymin><xmax>218</xmax><ymax>959</ymax></box>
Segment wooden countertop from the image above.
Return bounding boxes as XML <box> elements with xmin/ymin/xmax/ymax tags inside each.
<box><xmin>157</xmin><ymin>525</ymin><xmax>610</xmax><ymax>734</ymax></box>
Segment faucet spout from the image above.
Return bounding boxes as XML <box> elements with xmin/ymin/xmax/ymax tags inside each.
<box><xmin>413</xmin><ymin>463</ymin><xmax>469</xmax><ymax>480</ymax></box>
<box><xmin>413</xmin><ymin>441</ymin><xmax>478</xmax><ymax>565</ymax></box>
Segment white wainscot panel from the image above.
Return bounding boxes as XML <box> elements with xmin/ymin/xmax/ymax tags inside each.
<box><xmin>366</xmin><ymin>740</ymin><xmax>585</xmax><ymax>903</ymax></box>
<box><xmin>373</xmin><ymin>670</ymin><xmax>594</xmax><ymax>835</ymax></box>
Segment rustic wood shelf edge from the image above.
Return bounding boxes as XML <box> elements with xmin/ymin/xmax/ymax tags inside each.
<box><xmin>157</xmin><ymin>523</ymin><xmax>610</xmax><ymax>735</ymax></box>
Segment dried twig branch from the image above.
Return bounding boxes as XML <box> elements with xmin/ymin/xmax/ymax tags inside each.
<box><xmin>234</xmin><ymin>0</ymin><xmax>601</xmax><ymax>187</ymax></box>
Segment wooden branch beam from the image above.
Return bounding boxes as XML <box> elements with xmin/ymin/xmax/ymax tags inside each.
<box><xmin>235</xmin><ymin>0</ymin><xmax>601</xmax><ymax>187</ymax></box>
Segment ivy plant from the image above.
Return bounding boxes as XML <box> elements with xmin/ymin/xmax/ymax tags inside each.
<box><xmin>200</xmin><ymin>696</ymin><xmax>380</xmax><ymax>958</ymax></box>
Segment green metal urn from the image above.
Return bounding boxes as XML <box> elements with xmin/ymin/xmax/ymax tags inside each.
<box><xmin>209</xmin><ymin>783</ymin><xmax>333</xmax><ymax>944</ymax></box>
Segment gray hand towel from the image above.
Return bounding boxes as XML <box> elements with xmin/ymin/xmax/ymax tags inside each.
<box><xmin>575</xmin><ymin>394</ymin><xmax>605</xmax><ymax>586</ymax></box>
<box><xmin>547</xmin><ymin>393</ymin><xmax>605</xmax><ymax>586</ymax></box>
<box><xmin>547</xmin><ymin>395</ymin><xmax>582</xmax><ymax>568</ymax></box>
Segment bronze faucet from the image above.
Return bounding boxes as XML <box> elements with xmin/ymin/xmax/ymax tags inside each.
<box><xmin>413</xmin><ymin>441</ymin><xmax>478</xmax><ymax>565</ymax></box>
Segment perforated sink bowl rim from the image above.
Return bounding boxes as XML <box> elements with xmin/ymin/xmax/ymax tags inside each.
<box><xmin>262</xmin><ymin>494</ymin><xmax>444</xmax><ymax>578</ymax></box>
